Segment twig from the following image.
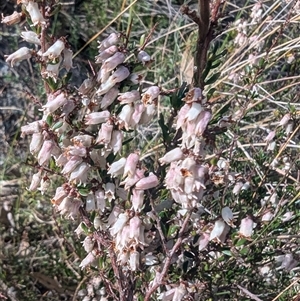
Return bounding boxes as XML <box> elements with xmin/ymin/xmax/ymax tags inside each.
<box><xmin>144</xmin><ymin>211</ymin><xmax>192</xmax><ymax>301</ymax></box>
<box><xmin>236</xmin><ymin>284</ymin><xmax>263</xmax><ymax>301</ymax></box>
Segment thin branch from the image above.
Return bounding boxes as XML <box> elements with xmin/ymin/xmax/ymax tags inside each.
<box><xmin>144</xmin><ymin>211</ymin><xmax>192</xmax><ymax>301</ymax></box>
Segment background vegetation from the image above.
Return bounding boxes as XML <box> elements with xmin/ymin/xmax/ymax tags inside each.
<box><xmin>0</xmin><ymin>0</ymin><xmax>299</xmax><ymax>300</ymax></box>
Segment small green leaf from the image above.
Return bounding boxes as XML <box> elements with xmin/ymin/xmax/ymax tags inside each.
<box><xmin>204</xmin><ymin>72</ymin><xmax>221</xmax><ymax>85</ymax></box>
<box><xmin>77</xmin><ymin>186</ymin><xmax>91</xmax><ymax>196</ymax></box>
<box><xmin>45</xmin><ymin>114</ymin><xmax>53</xmax><ymax>126</ymax></box>
<box><xmin>222</xmin><ymin>250</ymin><xmax>232</xmax><ymax>257</ymax></box>
<box><xmin>51</xmin><ymin>120</ymin><xmax>63</xmax><ymax>131</ymax></box>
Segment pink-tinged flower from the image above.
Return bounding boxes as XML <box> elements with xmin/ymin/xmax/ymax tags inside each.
<box><xmin>101</xmin><ymin>52</ymin><xmax>125</xmax><ymax>73</ymax></box>
<box><xmin>95</xmin><ymin>189</ymin><xmax>105</xmax><ymax>211</ymax></box>
<box><xmin>131</xmin><ymin>189</ymin><xmax>144</xmax><ymax>211</ymax></box>
<box><xmin>29</xmin><ymin>132</ymin><xmax>43</xmax><ymax>154</ymax></box>
<box><xmin>118</xmin><ymin>90</ymin><xmax>140</xmax><ymax>104</ymax></box>
<box><xmin>118</xmin><ymin>104</ymin><xmax>134</xmax><ymax>129</ymax></box>
<box><xmin>123</xmin><ymin>153</ymin><xmax>140</xmax><ymax>177</ymax></box>
<box><xmin>139</xmin><ymin>103</ymin><xmax>156</xmax><ymax>124</ymax></box>
<box><xmin>42</xmin><ymin>92</ymin><xmax>68</xmax><ymax>114</ymax></box>
<box><xmin>183</xmin><ymin>87</ymin><xmax>203</xmax><ymax>103</ymax></box>
<box><xmin>278</xmin><ymin>113</ymin><xmax>290</xmax><ymax>127</ymax></box>
<box><xmin>85</xmin><ymin>111</ymin><xmax>110</xmax><ymax>125</ymax></box>
<box><xmin>28</xmin><ymin>170</ymin><xmax>42</xmax><ymax>191</ymax></box>
<box><xmin>261</xmin><ymin>211</ymin><xmax>273</xmax><ymax>222</ymax></box>
<box><xmin>186</xmin><ymin>102</ymin><xmax>203</xmax><ymax>122</ymax></box>
<box><xmin>25</xmin><ymin>1</ymin><xmax>46</xmax><ymax>26</ymax></box>
<box><xmin>82</xmin><ymin>236</ymin><xmax>94</xmax><ymax>253</ymax></box>
<box><xmin>95</xmin><ymin>45</ymin><xmax>118</xmax><ymax>63</ymax></box>
<box><xmin>78</xmin><ymin>78</ymin><xmax>94</xmax><ymax>95</ymax></box>
<box><xmin>72</xmin><ymin>135</ymin><xmax>93</xmax><ymax>148</ymax></box>
<box><xmin>89</xmin><ymin>147</ymin><xmax>108</xmax><ymax>168</ymax></box>
<box><xmin>233</xmin><ymin>182</ymin><xmax>243</xmax><ymax>195</ymax></box>
<box><xmin>42</xmin><ymin>39</ymin><xmax>65</xmax><ymax>59</ymax></box>
<box><xmin>37</xmin><ymin>140</ymin><xmax>56</xmax><ymax>166</ymax></box>
<box><xmin>195</xmin><ymin>110</ymin><xmax>212</xmax><ymax>136</ymax></box>
<box><xmin>97</xmin><ymin>67</ymin><xmax>110</xmax><ymax>83</ymax></box>
<box><xmin>105</xmin><ymin>182</ymin><xmax>115</xmax><ymax>201</ymax></box>
<box><xmin>74</xmin><ymin>222</ymin><xmax>87</xmax><ymax>237</ymax></box>
<box><xmin>197</xmin><ymin>233</ymin><xmax>210</xmax><ymax>251</ymax></box>
<box><xmin>110</xmin><ymin>212</ymin><xmax>129</xmax><ymax>236</ymax></box>
<box><xmin>67</xmin><ymin>144</ymin><xmax>87</xmax><ymax>157</ymax></box>
<box><xmin>172</xmin><ymin>283</ymin><xmax>187</xmax><ymax>301</ymax></box>
<box><xmin>98</xmin><ymin>33</ymin><xmax>119</xmax><ymax>51</ymax></box>
<box><xmin>117</xmin><ymin>250</ymin><xmax>130</xmax><ymax>265</ymax></box>
<box><xmin>176</xmin><ymin>103</ymin><xmax>190</xmax><ymax>130</ymax></box>
<box><xmin>21</xmin><ymin>120</ymin><xmax>43</xmax><ymax>137</ymax></box>
<box><xmin>79</xmin><ymin>251</ymin><xmax>97</xmax><ymax>270</ymax></box>
<box><xmin>108</xmin><ymin>157</ymin><xmax>126</xmax><ymax>177</ymax></box>
<box><xmin>61</xmin><ymin>99</ymin><xmax>75</xmax><ymax>117</ymax></box>
<box><xmin>43</xmin><ymin>57</ymin><xmax>61</xmax><ymax>82</ymax></box>
<box><xmin>159</xmin><ymin>147</ymin><xmax>184</xmax><ymax>165</ymax></box>
<box><xmin>100</xmin><ymin>86</ymin><xmax>119</xmax><ymax>109</ymax></box>
<box><xmin>183</xmin><ymin>176</ymin><xmax>194</xmax><ymax>195</ymax></box>
<box><xmin>142</xmin><ymin>86</ymin><xmax>160</xmax><ymax>104</ymax></box>
<box><xmin>107</xmin><ymin>206</ymin><xmax>121</xmax><ymax>227</ymax></box>
<box><xmin>61</xmin><ymin>155</ymin><xmax>82</xmax><ymax>174</ymax></box>
<box><xmin>5</xmin><ymin>47</ymin><xmax>32</xmax><ymax>67</ymax></box>
<box><xmin>37</xmin><ymin>176</ymin><xmax>50</xmax><ymax>195</ymax></box>
<box><xmin>129</xmin><ymin>249</ymin><xmax>140</xmax><ymax>271</ymax></box>
<box><xmin>135</xmin><ymin>172</ymin><xmax>158</xmax><ymax>190</ymax></box>
<box><xmin>129</xmin><ymin>216</ymin><xmax>142</xmax><ymax>240</ymax></box>
<box><xmin>86</xmin><ymin>192</ymin><xmax>96</xmax><ymax>212</ymax></box>
<box><xmin>1</xmin><ymin>11</ymin><xmax>22</xmax><ymax>25</ymax></box>
<box><xmin>69</xmin><ymin>162</ymin><xmax>90</xmax><ymax>184</ymax></box>
<box><xmin>239</xmin><ymin>216</ymin><xmax>254</xmax><ymax>238</ymax></box>
<box><xmin>115</xmin><ymin>225</ymin><xmax>130</xmax><ymax>249</ymax></box>
<box><xmin>129</xmin><ymin>73</ymin><xmax>143</xmax><ymax>84</ymax></box>
<box><xmin>130</xmin><ymin>103</ymin><xmax>145</xmax><ymax>126</ymax></box>
<box><xmin>110</xmin><ymin>130</ymin><xmax>123</xmax><ymax>154</ymax></box>
<box><xmin>110</xmin><ymin>65</ymin><xmax>130</xmax><ymax>83</ymax></box>
<box><xmin>281</xmin><ymin>211</ymin><xmax>294</xmax><ymax>222</ymax></box>
<box><xmin>221</xmin><ymin>207</ymin><xmax>235</xmax><ymax>227</ymax></box>
<box><xmin>209</xmin><ymin>220</ymin><xmax>228</xmax><ymax>242</ymax></box>
<box><xmin>96</xmin><ymin>122</ymin><xmax>113</xmax><ymax>145</ymax></box>
<box><xmin>57</xmin><ymin>196</ymin><xmax>82</xmax><ymax>219</ymax></box>
<box><xmin>121</xmin><ymin>168</ymin><xmax>145</xmax><ymax>190</ymax></box>
<box><xmin>62</xmin><ymin>48</ymin><xmax>73</xmax><ymax>71</ymax></box>
<box><xmin>21</xmin><ymin>31</ymin><xmax>40</xmax><ymax>45</ymax></box>
<box><xmin>137</xmin><ymin>50</ymin><xmax>151</xmax><ymax>64</ymax></box>
<box><xmin>51</xmin><ymin>186</ymin><xmax>68</xmax><ymax>206</ymax></box>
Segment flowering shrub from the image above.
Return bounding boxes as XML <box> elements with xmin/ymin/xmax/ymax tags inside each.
<box><xmin>1</xmin><ymin>0</ymin><xmax>300</xmax><ymax>300</ymax></box>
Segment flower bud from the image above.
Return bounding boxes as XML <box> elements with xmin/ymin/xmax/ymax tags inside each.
<box><xmin>100</xmin><ymin>87</ymin><xmax>119</xmax><ymax>109</ymax></box>
<box><xmin>135</xmin><ymin>172</ymin><xmax>159</xmax><ymax>190</ymax></box>
<box><xmin>5</xmin><ymin>47</ymin><xmax>32</xmax><ymax>67</ymax></box>
<box><xmin>98</xmin><ymin>33</ymin><xmax>119</xmax><ymax>51</ymax></box>
<box><xmin>62</xmin><ymin>48</ymin><xmax>73</xmax><ymax>71</ymax></box>
<box><xmin>118</xmin><ymin>90</ymin><xmax>140</xmax><ymax>104</ymax></box>
<box><xmin>142</xmin><ymin>86</ymin><xmax>160</xmax><ymax>104</ymax></box>
<box><xmin>21</xmin><ymin>31</ymin><xmax>40</xmax><ymax>45</ymax></box>
<box><xmin>101</xmin><ymin>52</ymin><xmax>125</xmax><ymax>73</ymax></box>
<box><xmin>85</xmin><ymin>111</ymin><xmax>110</xmax><ymax>125</ymax></box>
<box><xmin>25</xmin><ymin>1</ymin><xmax>46</xmax><ymax>26</ymax></box>
<box><xmin>137</xmin><ymin>50</ymin><xmax>151</xmax><ymax>64</ymax></box>
<box><xmin>1</xmin><ymin>11</ymin><xmax>23</xmax><ymax>25</ymax></box>
<box><xmin>108</xmin><ymin>157</ymin><xmax>126</xmax><ymax>177</ymax></box>
<box><xmin>124</xmin><ymin>153</ymin><xmax>140</xmax><ymax>177</ymax></box>
<box><xmin>95</xmin><ymin>45</ymin><xmax>118</xmax><ymax>63</ymax></box>
<box><xmin>239</xmin><ymin>216</ymin><xmax>254</xmax><ymax>238</ymax></box>
<box><xmin>43</xmin><ymin>39</ymin><xmax>65</xmax><ymax>59</ymax></box>
<box><xmin>42</xmin><ymin>92</ymin><xmax>67</xmax><ymax>114</ymax></box>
